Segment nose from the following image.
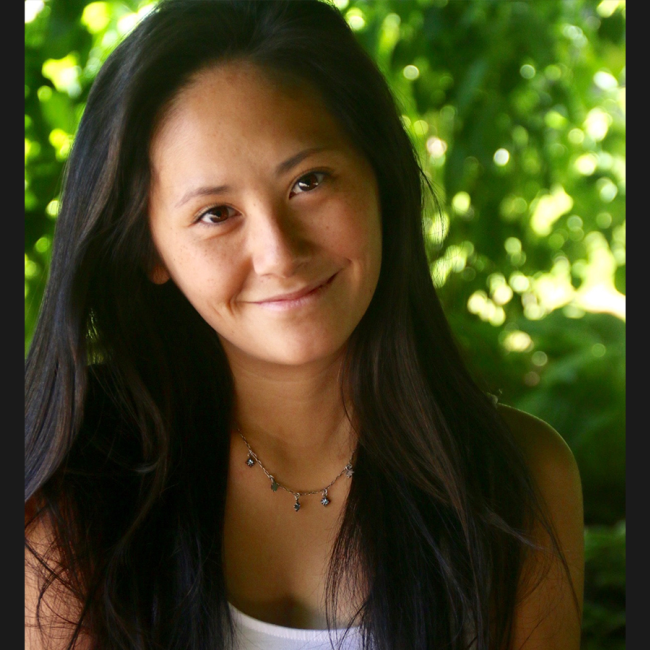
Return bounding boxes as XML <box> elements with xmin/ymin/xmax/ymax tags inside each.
<box><xmin>247</xmin><ymin>201</ymin><xmax>311</xmax><ymax>278</ymax></box>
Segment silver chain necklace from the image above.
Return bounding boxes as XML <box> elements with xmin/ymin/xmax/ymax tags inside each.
<box><xmin>236</xmin><ymin>429</ymin><xmax>355</xmax><ymax>512</ymax></box>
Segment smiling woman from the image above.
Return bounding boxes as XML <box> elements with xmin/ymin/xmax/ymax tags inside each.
<box><xmin>24</xmin><ymin>1</ymin><xmax>583</xmax><ymax>649</ymax></box>
<box><xmin>147</xmin><ymin>62</ymin><xmax>382</xmax><ymax>367</ymax></box>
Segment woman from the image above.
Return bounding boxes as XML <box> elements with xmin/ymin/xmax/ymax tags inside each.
<box><xmin>25</xmin><ymin>1</ymin><xmax>584</xmax><ymax>648</ymax></box>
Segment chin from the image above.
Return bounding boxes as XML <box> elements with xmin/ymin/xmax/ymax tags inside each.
<box><xmin>217</xmin><ymin>321</ymin><xmax>354</xmax><ymax>368</ymax></box>
<box><xmin>223</xmin><ymin>333</ymin><xmax>346</xmax><ymax>368</ymax></box>
<box><xmin>264</xmin><ymin>341</ymin><xmax>346</xmax><ymax>367</ymax></box>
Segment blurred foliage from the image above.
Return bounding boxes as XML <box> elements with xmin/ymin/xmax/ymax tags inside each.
<box><xmin>25</xmin><ymin>0</ymin><xmax>625</xmax><ymax>646</ymax></box>
<box><xmin>582</xmin><ymin>522</ymin><xmax>626</xmax><ymax>649</ymax></box>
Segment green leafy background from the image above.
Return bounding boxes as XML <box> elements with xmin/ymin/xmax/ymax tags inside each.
<box><xmin>25</xmin><ymin>0</ymin><xmax>625</xmax><ymax>646</ymax></box>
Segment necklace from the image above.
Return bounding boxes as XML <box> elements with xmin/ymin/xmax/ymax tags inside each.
<box><xmin>236</xmin><ymin>429</ymin><xmax>355</xmax><ymax>512</ymax></box>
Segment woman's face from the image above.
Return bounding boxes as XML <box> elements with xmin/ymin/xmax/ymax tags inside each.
<box><xmin>148</xmin><ymin>62</ymin><xmax>382</xmax><ymax>368</ymax></box>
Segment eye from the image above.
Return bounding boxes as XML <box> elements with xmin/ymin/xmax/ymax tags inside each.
<box><xmin>197</xmin><ymin>205</ymin><xmax>238</xmax><ymax>225</ymax></box>
<box><xmin>289</xmin><ymin>171</ymin><xmax>327</xmax><ymax>198</ymax></box>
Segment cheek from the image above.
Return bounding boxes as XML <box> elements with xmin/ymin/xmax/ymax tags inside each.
<box><xmin>158</xmin><ymin>235</ymin><xmax>243</xmax><ymax>308</ymax></box>
<box><xmin>328</xmin><ymin>195</ymin><xmax>382</xmax><ymax>273</ymax></box>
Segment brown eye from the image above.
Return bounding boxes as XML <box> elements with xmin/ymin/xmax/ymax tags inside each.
<box><xmin>290</xmin><ymin>171</ymin><xmax>327</xmax><ymax>197</ymax></box>
<box><xmin>198</xmin><ymin>205</ymin><xmax>237</xmax><ymax>224</ymax></box>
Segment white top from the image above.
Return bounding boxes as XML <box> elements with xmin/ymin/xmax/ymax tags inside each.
<box><xmin>229</xmin><ymin>603</ymin><xmax>363</xmax><ymax>650</ymax></box>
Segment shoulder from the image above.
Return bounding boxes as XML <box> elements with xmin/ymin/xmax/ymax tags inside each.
<box><xmin>497</xmin><ymin>402</ymin><xmax>568</xmax><ymax>459</ymax></box>
<box><xmin>25</xmin><ymin>505</ymin><xmax>90</xmax><ymax>650</ymax></box>
<box><xmin>496</xmin><ymin>404</ymin><xmax>584</xmax><ymax>648</ymax></box>
<box><xmin>497</xmin><ymin>403</ymin><xmax>581</xmax><ymax>504</ymax></box>
<box><xmin>24</xmin><ymin>365</ymin><xmax>119</xmax><ymax>650</ymax></box>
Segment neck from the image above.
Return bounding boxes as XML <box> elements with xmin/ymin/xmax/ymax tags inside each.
<box><xmin>223</xmin><ymin>343</ymin><xmax>356</xmax><ymax>486</ymax></box>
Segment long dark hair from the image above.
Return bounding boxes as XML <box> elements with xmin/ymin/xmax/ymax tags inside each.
<box><xmin>25</xmin><ymin>1</ymin><xmax>572</xmax><ymax>648</ymax></box>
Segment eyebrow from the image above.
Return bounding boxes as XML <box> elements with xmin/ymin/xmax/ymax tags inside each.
<box><xmin>174</xmin><ymin>146</ymin><xmax>330</xmax><ymax>208</ymax></box>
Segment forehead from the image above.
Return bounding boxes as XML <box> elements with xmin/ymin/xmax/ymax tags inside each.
<box><xmin>150</xmin><ymin>61</ymin><xmax>350</xmax><ymax>167</ymax></box>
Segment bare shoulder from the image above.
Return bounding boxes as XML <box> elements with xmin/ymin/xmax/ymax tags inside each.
<box><xmin>25</xmin><ymin>501</ymin><xmax>89</xmax><ymax>650</ymax></box>
<box><xmin>496</xmin><ymin>404</ymin><xmax>584</xmax><ymax>649</ymax></box>
<box><xmin>496</xmin><ymin>403</ymin><xmax>583</xmax><ymax>561</ymax></box>
<box><xmin>497</xmin><ymin>403</ymin><xmax>581</xmax><ymax>494</ymax></box>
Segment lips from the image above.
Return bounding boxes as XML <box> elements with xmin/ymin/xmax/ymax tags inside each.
<box><xmin>253</xmin><ymin>272</ymin><xmax>338</xmax><ymax>304</ymax></box>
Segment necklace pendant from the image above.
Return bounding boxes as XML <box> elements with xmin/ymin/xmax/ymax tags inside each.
<box><xmin>270</xmin><ymin>478</ymin><xmax>279</xmax><ymax>492</ymax></box>
<box><xmin>345</xmin><ymin>464</ymin><xmax>354</xmax><ymax>478</ymax></box>
<box><xmin>246</xmin><ymin>455</ymin><xmax>255</xmax><ymax>467</ymax></box>
<box><xmin>320</xmin><ymin>490</ymin><xmax>330</xmax><ymax>507</ymax></box>
<box><xmin>293</xmin><ymin>497</ymin><xmax>301</xmax><ymax>512</ymax></box>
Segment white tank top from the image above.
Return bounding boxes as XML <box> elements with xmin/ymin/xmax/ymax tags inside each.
<box><xmin>229</xmin><ymin>603</ymin><xmax>363</xmax><ymax>650</ymax></box>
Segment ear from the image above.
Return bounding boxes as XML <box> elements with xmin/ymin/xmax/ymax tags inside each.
<box><xmin>149</xmin><ymin>262</ymin><xmax>171</xmax><ymax>285</ymax></box>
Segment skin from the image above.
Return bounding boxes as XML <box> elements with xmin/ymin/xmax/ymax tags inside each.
<box><xmin>500</xmin><ymin>405</ymin><xmax>584</xmax><ymax>649</ymax></box>
<box><xmin>25</xmin><ymin>61</ymin><xmax>584</xmax><ymax>647</ymax></box>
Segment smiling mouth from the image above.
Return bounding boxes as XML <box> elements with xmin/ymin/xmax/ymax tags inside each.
<box><xmin>253</xmin><ymin>272</ymin><xmax>338</xmax><ymax>309</ymax></box>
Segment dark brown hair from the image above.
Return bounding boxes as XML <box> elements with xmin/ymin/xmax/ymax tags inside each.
<box><xmin>25</xmin><ymin>1</ymin><xmax>570</xmax><ymax>648</ymax></box>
